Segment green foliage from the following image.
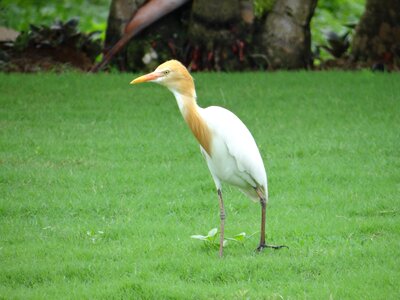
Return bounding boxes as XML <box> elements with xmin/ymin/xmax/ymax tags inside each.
<box><xmin>1</xmin><ymin>71</ymin><xmax>400</xmax><ymax>298</ymax></box>
<box><xmin>312</xmin><ymin>0</ymin><xmax>366</xmax><ymax>58</ymax></box>
<box><xmin>191</xmin><ymin>228</ymin><xmax>255</xmax><ymax>248</ymax></box>
<box><xmin>226</xmin><ymin>231</ymin><xmax>257</xmax><ymax>246</ymax></box>
<box><xmin>11</xmin><ymin>19</ymin><xmax>102</xmax><ymax>60</ymax></box>
<box><xmin>253</xmin><ymin>0</ymin><xmax>366</xmax><ymax>44</ymax></box>
<box><xmin>191</xmin><ymin>228</ymin><xmax>227</xmax><ymax>248</ymax></box>
<box><xmin>0</xmin><ymin>0</ymin><xmax>108</xmax><ymax>39</ymax></box>
<box><xmin>254</xmin><ymin>0</ymin><xmax>275</xmax><ymax>17</ymax></box>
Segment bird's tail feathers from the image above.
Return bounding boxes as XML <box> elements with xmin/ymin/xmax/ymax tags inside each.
<box><xmin>240</xmin><ymin>188</ymin><xmax>259</xmax><ymax>202</ymax></box>
<box><xmin>240</xmin><ymin>184</ymin><xmax>268</xmax><ymax>203</ymax></box>
<box><xmin>256</xmin><ymin>185</ymin><xmax>268</xmax><ymax>204</ymax></box>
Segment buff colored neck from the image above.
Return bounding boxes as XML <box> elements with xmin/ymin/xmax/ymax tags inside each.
<box><xmin>171</xmin><ymin>89</ymin><xmax>212</xmax><ymax>156</ymax></box>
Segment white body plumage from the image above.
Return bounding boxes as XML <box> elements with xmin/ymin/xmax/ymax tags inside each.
<box><xmin>199</xmin><ymin>106</ymin><xmax>267</xmax><ymax>201</ymax></box>
<box><xmin>173</xmin><ymin>90</ymin><xmax>268</xmax><ymax>201</ymax></box>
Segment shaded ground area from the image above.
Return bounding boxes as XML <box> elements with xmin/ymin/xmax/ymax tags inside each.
<box><xmin>0</xmin><ymin>41</ymin><xmax>381</xmax><ymax>73</ymax></box>
<box><xmin>1</xmin><ymin>46</ymin><xmax>94</xmax><ymax>72</ymax></box>
<box><xmin>0</xmin><ymin>21</ymin><xmax>101</xmax><ymax>72</ymax></box>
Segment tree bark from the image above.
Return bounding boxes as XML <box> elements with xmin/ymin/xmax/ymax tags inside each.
<box><xmin>104</xmin><ymin>0</ymin><xmax>146</xmax><ymax>70</ymax></box>
<box><xmin>104</xmin><ymin>0</ymin><xmax>320</xmax><ymax>71</ymax></box>
<box><xmin>187</xmin><ymin>0</ymin><xmax>254</xmax><ymax>71</ymax></box>
<box><xmin>262</xmin><ymin>0</ymin><xmax>317</xmax><ymax>69</ymax></box>
<box><xmin>351</xmin><ymin>0</ymin><xmax>400</xmax><ymax>69</ymax></box>
<box><xmin>104</xmin><ymin>0</ymin><xmax>191</xmax><ymax>71</ymax></box>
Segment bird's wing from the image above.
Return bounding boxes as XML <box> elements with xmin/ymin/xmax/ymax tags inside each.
<box><xmin>201</xmin><ymin>106</ymin><xmax>267</xmax><ymax>189</ymax></box>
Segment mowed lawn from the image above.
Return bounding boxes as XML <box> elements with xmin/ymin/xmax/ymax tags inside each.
<box><xmin>0</xmin><ymin>71</ymin><xmax>399</xmax><ymax>299</ymax></box>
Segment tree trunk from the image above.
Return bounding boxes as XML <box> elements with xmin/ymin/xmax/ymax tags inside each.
<box><xmin>104</xmin><ymin>0</ymin><xmax>320</xmax><ymax>71</ymax></box>
<box><xmin>187</xmin><ymin>0</ymin><xmax>254</xmax><ymax>71</ymax></box>
<box><xmin>104</xmin><ymin>0</ymin><xmax>146</xmax><ymax>70</ymax></box>
<box><xmin>104</xmin><ymin>0</ymin><xmax>191</xmax><ymax>71</ymax></box>
<box><xmin>262</xmin><ymin>0</ymin><xmax>317</xmax><ymax>69</ymax></box>
<box><xmin>351</xmin><ymin>0</ymin><xmax>400</xmax><ymax>70</ymax></box>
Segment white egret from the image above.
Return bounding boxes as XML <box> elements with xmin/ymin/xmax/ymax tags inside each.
<box><xmin>131</xmin><ymin>60</ymin><xmax>286</xmax><ymax>257</ymax></box>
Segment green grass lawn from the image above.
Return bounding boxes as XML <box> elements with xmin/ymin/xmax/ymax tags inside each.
<box><xmin>1</xmin><ymin>71</ymin><xmax>399</xmax><ymax>299</ymax></box>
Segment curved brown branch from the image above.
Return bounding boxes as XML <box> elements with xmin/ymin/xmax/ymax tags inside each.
<box><xmin>90</xmin><ymin>0</ymin><xmax>190</xmax><ymax>73</ymax></box>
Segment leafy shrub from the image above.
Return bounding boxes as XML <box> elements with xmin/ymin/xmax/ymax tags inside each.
<box><xmin>0</xmin><ymin>0</ymin><xmax>108</xmax><ymax>40</ymax></box>
<box><xmin>12</xmin><ymin>18</ymin><xmax>101</xmax><ymax>61</ymax></box>
<box><xmin>312</xmin><ymin>0</ymin><xmax>366</xmax><ymax>58</ymax></box>
<box><xmin>254</xmin><ymin>0</ymin><xmax>276</xmax><ymax>17</ymax></box>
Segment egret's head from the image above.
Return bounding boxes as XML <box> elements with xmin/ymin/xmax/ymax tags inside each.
<box><xmin>130</xmin><ymin>60</ymin><xmax>195</xmax><ymax>97</ymax></box>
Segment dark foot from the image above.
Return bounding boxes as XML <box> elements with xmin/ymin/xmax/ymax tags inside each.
<box><xmin>256</xmin><ymin>243</ymin><xmax>288</xmax><ymax>252</ymax></box>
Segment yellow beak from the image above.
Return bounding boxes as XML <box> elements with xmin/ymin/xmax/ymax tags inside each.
<box><xmin>130</xmin><ymin>72</ymin><xmax>162</xmax><ymax>84</ymax></box>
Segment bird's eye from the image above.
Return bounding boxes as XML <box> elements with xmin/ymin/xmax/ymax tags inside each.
<box><xmin>163</xmin><ymin>70</ymin><xmax>170</xmax><ymax>75</ymax></box>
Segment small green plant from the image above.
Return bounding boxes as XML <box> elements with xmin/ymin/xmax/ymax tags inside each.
<box><xmin>226</xmin><ymin>231</ymin><xmax>258</xmax><ymax>246</ymax></box>
<box><xmin>191</xmin><ymin>228</ymin><xmax>256</xmax><ymax>248</ymax></box>
<box><xmin>191</xmin><ymin>228</ymin><xmax>227</xmax><ymax>248</ymax></box>
<box><xmin>86</xmin><ymin>230</ymin><xmax>104</xmax><ymax>244</ymax></box>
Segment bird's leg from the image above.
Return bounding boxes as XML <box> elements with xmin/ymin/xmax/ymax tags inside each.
<box><xmin>255</xmin><ymin>188</ymin><xmax>288</xmax><ymax>251</ymax></box>
<box><xmin>259</xmin><ymin>194</ymin><xmax>267</xmax><ymax>246</ymax></box>
<box><xmin>217</xmin><ymin>189</ymin><xmax>225</xmax><ymax>257</ymax></box>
